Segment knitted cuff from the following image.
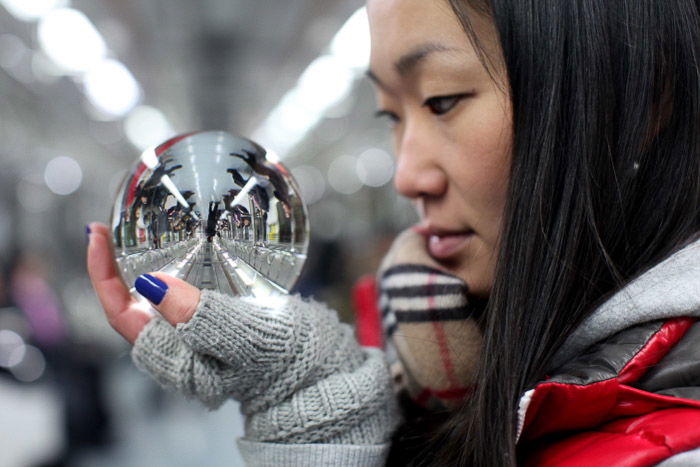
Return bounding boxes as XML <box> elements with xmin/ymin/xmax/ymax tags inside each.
<box><xmin>244</xmin><ymin>348</ymin><xmax>399</xmax><ymax>444</ymax></box>
<box><xmin>175</xmin><ymin>290</ymin><xmax>366</xmax><ymax>414</ymax></box>
<box><xmin>236</xmin><ymin>440</ymin><xmax>391</xmax><ymax>467</ymax></box>
<box><xmin>132</xmin><ymin>316</ymin><xmax>192</xmax><ymax>391</ymax></box>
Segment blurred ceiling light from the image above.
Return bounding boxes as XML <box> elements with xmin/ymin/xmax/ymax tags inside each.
<box><xmin>83</xmin><ymin>58</ymin><xmax>141</xmax><ymax>119</ymax></box>
<box><xmin>124</xmin><ymin>105</ymin><xmax>175</xmax><ymax>151</ymax></box>
<box><xmin>274</xmin><ymin>89</ymin><xmax>320</xmax><ymax>132</ymax></box>
<box><xmin>0</xmin><ymin>0</ymin><xmax>68</xmax><ymax>22</ymax></box>
<box><xmin>253</xmin><ymin>56</ymin><xmax>352</xmax><ymax>156</ymax></box>
<box><xmin>324</xmin><ymin>94</ymin><xmax>354</xmax><ymax>120</ymax></box>
<box><xmin>256</xmin><ymin>90</ymin><xmax>321</xmax><ymax>155</ymax></box>
<box><xmin>37</xmin><ymin>8</ymin><xmax>106</xmax><ymax>73</ymax></box>
<box><xmin>356</xmin><ymin>148</ymin><xmax>394</xmax><ymax>187</ymax></box>
<box><xmin>329</xmin><ymin>7</ymin><xmax>369</xmax><ymax>70</ymax></box>
<box><xmin>44</xmin><ymin>155</ymin><xmax>83</xmax><ymax>195</ymax></box>
<box><xmin>253</xmin><ymin>7</ymin><xmax>369</xmax><ymax>159</ymax></box>
<box><xmin>297</xmin><ymin>55</ymin><xmax>354</xmax><ymax>114</ymax></box>
<box><xmin>327</xmin><ymin>155</ymin><xmax>362</xmax><ymax>195</ymax></box>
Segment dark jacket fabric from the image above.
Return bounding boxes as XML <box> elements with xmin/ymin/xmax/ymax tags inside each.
<box><xmin>517</xmin><ymin>239</ymin><xmax>700</xmax><ymax>466</ymax></box>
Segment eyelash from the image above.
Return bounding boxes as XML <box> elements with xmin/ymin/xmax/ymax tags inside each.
<box><xmin>374</xmin><ymin>93</ymin><xmax>472</xmax><ymax>125</ymax></box>
<box><xmin>423</xmin><ymin>93</ymin><xmax>471</xmax><ymax>115</ymax></box>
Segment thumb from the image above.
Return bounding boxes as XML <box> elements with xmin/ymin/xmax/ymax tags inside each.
<box><xmin>134</xmin><ymin>273</ymin><xmax>201</xmax><ymax>325</ymax></box>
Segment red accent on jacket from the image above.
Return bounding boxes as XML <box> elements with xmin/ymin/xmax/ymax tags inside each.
<box><xmin>520</xmin><ymin>317</ymin><xmax>700</xmax><ymax>466</ymax></box>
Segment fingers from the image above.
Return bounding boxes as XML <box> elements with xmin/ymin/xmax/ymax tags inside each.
<box><xmin>86</xmin><ymin>222</ymin><xmax>152</xmax><ymax>343</ymax></box>
<box><xmin>86</xmin><ymin>222</ymin><xmax>199</xmax><ymax>341</ymax></box>
<box><xmin>134</xmin><ymin>272</ymin><xmax>201</xmax><ymax>325</ymax></box>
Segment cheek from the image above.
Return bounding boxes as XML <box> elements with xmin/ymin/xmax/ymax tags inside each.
<box><xmin>469</xmin><ymin>97</ymin><xmax>513</xmax><ymax>177</ymax></box>
<box><xmin>450</xmin><ymin>99</ymin><xmax>512</xmax><ymax>240</ymax></box>
<box><xmin>454</xmin><ymin>128</ymin><xmax>511</xmax><ymax>213</ymax></box>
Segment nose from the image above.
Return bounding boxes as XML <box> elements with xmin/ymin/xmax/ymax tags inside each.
<box><xmin>393</xmin><ymin>125</ymin><xmax>447</xmax><ymax>199</ymax></box>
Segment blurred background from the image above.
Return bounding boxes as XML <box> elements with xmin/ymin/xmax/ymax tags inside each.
<box><xmin>0</xmin><ymin>0</ymin><xmax>417</xmax><ymax>465</ymax></box>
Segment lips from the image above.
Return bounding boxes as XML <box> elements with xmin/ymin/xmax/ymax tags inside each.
<box><xmin>413</xmin><ymin>223</ymin><xmax>475</xmax><ymax>260</ymax></box>
<box><xmin>427</xmin><ymin>232</ymin><xmax>473</xmax><ymax>259</ymax></box>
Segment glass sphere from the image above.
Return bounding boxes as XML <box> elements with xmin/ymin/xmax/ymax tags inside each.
<box><xmin>110</xmin><ymin>131</ymin><xmax>309</xmax><ymax>297</ymax></box>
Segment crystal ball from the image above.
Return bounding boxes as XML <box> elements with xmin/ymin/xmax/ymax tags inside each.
<box><xmin>110</xmin><ymin>131</ymin><xmax>309</xmax><ymax>297</ymax></box>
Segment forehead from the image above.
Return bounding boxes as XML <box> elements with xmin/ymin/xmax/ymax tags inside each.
<box><xmin>367</xmin><ymin>0</ymin><xmax>499</xmax><ymax>80</ymax></box>
<box><xmin>367</xmin><ymin>0</ymin><xmax>468</xmax><ymax>58</ymax></box>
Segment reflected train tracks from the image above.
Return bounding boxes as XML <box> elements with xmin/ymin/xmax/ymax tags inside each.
<box><xmin>153</xmin><ymin>238</ymin><xmax>294</xmax><ymax>298</ymax></box>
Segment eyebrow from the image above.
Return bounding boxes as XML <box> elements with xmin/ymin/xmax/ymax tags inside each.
<box><xmin>396</xmin><ymin>42</ymin><xmax>455</xmax><ymax>75</ymax></box>
<box><xmin>366</xmin><ymin>42</ymin><xmax>457</xmax><ymax>88</ymax></box>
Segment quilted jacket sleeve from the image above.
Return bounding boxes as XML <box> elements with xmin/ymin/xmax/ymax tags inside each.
<box><xmin>519</xmin><ymin>319</ymin><xmax>700</xmax><ymax>466</ymax></box>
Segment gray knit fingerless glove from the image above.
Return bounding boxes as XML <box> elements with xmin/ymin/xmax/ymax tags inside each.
<box><xmin>131</xmin><ymin>290</ymin><xmax>399</xmax><ymax>445</ymax></box>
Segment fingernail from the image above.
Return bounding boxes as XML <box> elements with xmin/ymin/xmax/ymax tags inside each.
<box><xmin>135</xmin><ymin>274</ymin><xmax>168</xmax><ymax>305</ymax></box>
<box><xmin>85</xmin><ymin>224</ymin><xmax>91</xmax><ymax>244</ymax></box>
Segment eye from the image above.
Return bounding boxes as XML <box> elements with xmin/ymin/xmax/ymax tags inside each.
<box><xmin>374</xmin><ymin>109</ymin><xmax>400</xmax><ymax>126</ymax></box>
<box><xmin>423</xmin><ymin>93</ymin><xmax>471</xmax><ymax>116</ymax></box>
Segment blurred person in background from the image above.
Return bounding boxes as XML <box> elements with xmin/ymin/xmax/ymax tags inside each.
<box><xmin>87</xmin><ymin>0</ymin><xmax>700</xmax><ymax>466</ymax></box>
<box><xmin>9</xmin><ymin>252</ymin><xmax>112</xmax><ymax>466</ymax></box>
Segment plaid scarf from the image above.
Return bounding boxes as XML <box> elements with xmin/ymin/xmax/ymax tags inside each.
<box><xmin>375</xmin><ymin>230</ymin><xmax>485</xmax><ymax>410</ymax></box>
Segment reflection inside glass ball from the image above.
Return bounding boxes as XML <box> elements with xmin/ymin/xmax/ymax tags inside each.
<box><xmin>111</xmin><ymin>131</ymin><xmax>309</xmax><ymax>298</ymax></box>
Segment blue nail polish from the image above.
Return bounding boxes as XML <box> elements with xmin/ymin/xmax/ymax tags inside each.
<box><xmin>85</xmin><ymin>225</ymin><xmax>91</xmax><ymax>244</ymax></box>
<box><xmin>135</xmin><ymin>274</ymin><xmax>168</xmax><ymax>305</ymax></box>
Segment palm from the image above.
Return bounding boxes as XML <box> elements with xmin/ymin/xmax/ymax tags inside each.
<box><xmin>87</xmin><ymin>223</ymin><xmax>151</xmax><ymax>343</ymax></box>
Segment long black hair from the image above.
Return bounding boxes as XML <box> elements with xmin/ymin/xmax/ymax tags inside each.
<box><xmin>404</xmin><ymin>0</ymin><xmax>700</xmax><ymax>465</ymax></box>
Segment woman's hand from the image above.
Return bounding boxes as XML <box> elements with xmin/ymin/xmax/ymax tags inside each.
<box><xmin>86</xmin><ymin>221</ymin><xmax>398</xmax><ymax>447</ymax></box>
<box><xmin>86</xmin><ymin>222</ymin><xmax>200</xmax><ymax>343</ymax></box>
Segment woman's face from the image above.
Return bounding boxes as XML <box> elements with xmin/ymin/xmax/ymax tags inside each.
<box><xmin>368</xmin><ymin>0</ymin><xmax>512</xmax><ymax>296</ymax></box>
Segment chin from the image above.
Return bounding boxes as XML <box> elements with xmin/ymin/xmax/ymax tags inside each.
<box><xmin>450</xmin><ymin>259</ymin><xmax>495</xmax><ymax>298</ymax></box>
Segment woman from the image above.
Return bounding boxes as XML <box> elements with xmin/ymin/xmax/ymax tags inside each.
<box><xmin>87</xmin><ymin>0</ymin><xmax>700</xmax><ymax>465</ymax></box>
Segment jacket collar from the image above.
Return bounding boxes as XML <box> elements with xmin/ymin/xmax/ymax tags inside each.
<box><xmin>550</xmin><ymin>238</ymin><xmax>700</xmax><ymax>372</ymax></box>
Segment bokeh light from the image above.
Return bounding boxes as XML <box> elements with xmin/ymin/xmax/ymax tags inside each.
<box><xmin>0</xmin><ymin>0</ymin><xmax>68</xmax><ymax>22</ymax></box>
<box><xmin>124</xmin><ymin>105</ymin><xmax>175</xmax><ymax>150</ymax></box>
<box><xmin>43</xmin><ymin>156</ymin><xmax>83</xmax><ymax>195</ymax></box>
<box><xmin>0</xmin><ymin>329</ymin><xmax>24</xmax><ymax>367</ymax></box>
<box><xmin>356</xmin><ymin>148</ymin><xmax>394</xmax><ymax>187</ymax></box>
<box><xmin>10</xmin><ymin>345</ymin><xmax>46</xmax><ymax>382</ymax></box>
<box><xmin>327</xmin><ymin>155</ymin><xmax>362</xmax><ymax>195</ymax></box>
<box><xmin>83</xmin><ymin>59</ymin><xmax>141</xmax><ymax>119</ymax></box>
